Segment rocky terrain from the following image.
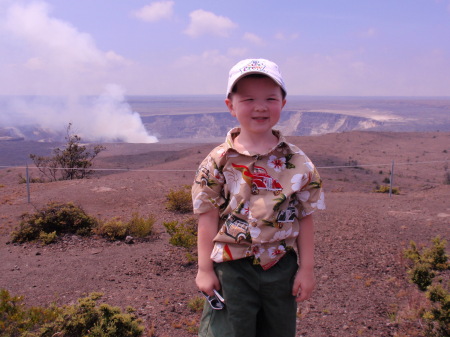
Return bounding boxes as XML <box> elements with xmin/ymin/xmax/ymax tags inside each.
<box><xmin>0</xmin><ymin>131</ymin><xmax>449</xmax><ymax>336</ymax></box>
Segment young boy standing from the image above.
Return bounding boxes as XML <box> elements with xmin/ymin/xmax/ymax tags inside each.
<box><xmin>192</xmin><ymin>59</ymin><xmax>325</xmax><ymax>337</ymax></box>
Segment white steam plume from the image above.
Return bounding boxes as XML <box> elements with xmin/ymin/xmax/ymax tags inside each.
<box><xmin>0</xmin><ymin>1</ymin><xmax>157</xmax><ymax>143</ymax></box>
<box><xmin>0</xmin><ymin>84</ymin><xmax>158</xmax><ymax>143</ymax></box>
<box><xmin>85</xmin><ymin>84</ymin><xmax>158</xmax><ymax>143</ymax></box>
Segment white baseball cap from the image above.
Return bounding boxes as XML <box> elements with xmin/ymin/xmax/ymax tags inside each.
<box><xmin>226</xmin><ymin>58</ymin><xmax>287</xmax><ymax>97</ymax></box>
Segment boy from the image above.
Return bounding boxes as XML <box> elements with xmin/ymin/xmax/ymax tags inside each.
<box><xmin>192</xmin><ymin>59</ymin><xmax>325</xmax><ymax>337</ymax></box>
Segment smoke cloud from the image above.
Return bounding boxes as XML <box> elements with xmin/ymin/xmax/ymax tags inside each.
<box><xmin>0</xmin><ymin>1</ymin><xmax>157</xmax><ymax>143</ymax></box>
<box><xmin>0</xmin><ymin>85</ymin><xmax>158</xmax><ymax>143</ymax></box>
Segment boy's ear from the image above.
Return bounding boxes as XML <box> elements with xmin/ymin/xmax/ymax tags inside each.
<box><xmin>225</xmin><ymin>98</ymin><xmax>236</xmax><ymax>117</ymax></box>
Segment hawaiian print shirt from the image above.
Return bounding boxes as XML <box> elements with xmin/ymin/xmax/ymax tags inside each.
<box><xmin>192</xmin><ymin>128</ymin><xmax>325</xmax><ymax>270</ymax></box>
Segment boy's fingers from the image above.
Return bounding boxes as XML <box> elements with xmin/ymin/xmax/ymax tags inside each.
<box><xmin>295</xmin><ymin>290</ymin><xmax>311</xmax><ymax>302</ymax></box>
<box><xmin>291</xmin><ymin>279</ymin><xmax>301</xmax><ymax>297</ymax></box>
<box><xmin>293</xmin><ymin>282</ymin><xmax>315</xmax><ymax>302</ymax></box>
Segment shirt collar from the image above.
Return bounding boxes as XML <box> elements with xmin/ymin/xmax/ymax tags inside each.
<box><xmin>224</xmin><ymin>127</ymin><xmax>293</xmax><ymax>156</ymax></box>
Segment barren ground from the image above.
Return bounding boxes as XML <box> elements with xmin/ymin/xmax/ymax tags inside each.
<box><xmin>0</xmin><ymin>131</ymin><xmax>449</xmax><ymax>336</ymax></box>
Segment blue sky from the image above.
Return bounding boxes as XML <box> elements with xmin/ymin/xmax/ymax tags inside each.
<box><xmin>1</xmin><ymin>0</ymin><xmax>450</xmax><ymax>97</ymax></box>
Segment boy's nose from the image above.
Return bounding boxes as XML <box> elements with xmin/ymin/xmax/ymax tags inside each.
<box><xmin>254</xmin><ymin>102</ymin><xmax>268</xmax><ymax>111</ymax></box>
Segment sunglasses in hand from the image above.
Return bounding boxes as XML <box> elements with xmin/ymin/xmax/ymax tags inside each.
<box><xmin>201</xmin><ymin>289</ymin><xmax>225</xmax><ymax>310</ymax></box>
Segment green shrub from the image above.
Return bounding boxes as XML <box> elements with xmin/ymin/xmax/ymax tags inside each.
<box><xmin>166</xmin><ymin>186</ymin><xmax>192</xmax><ymax>214</ymax></box>
<box><xmin>18</xmin><ymin>173</ymin><xmax>44</xmax><ymax>184</ymax></box>
<box><xmin>127</xmin><ymin>212</ymin><xmax>156</xmax><ymax>238</ymax></box>
<box><xmin>11</xmin><ymin>202</ymin><xmax>98</xmax><ymax>244</ymax></box>
<box><xmin>404</xmin><ymin>237</ymin><xmax>450</xmax><ymax>336</ymax></box>
<box><xmin>97</xmin><ymin>213</ymin><xmax>155</xmax><ymax>241</ymax></box>
<box><xmin>409</xmin><ymin>262</ymin><xmax>435</xmax><ymax>292</ymax></box>
<box><xmin>0</xmin><ymin>290</ymin><xmax>144</xmax><ymax>337</ymax></box>
<box><xmin>38</xmin><ymin>231</ymin><xmax>57</xmax><ymax>245</ymax></box>
<box><xmin>405</xmin><ymin>237</ymin><xmax>449</xmax><ymax>274</ymax></box>
<box><xmin>39</xmin><ymin>293</ymin><xmax>144</xmax><ymax>337</ymax></box>
<box><xmin>424</xmin><ymin>283</ymin><xmax>450</xmax><ymax>336</ymax></box>
<box><xmin>187</xmin><ymin>296</ymin><xmax>205</xmax><ymax>312</ymax></box>
<box><xmin>0</xmin><ymin>289</ymin><xmax>60</xmax><ymax>337</ymax></box>
<box><xmin>404</xmin><ymin>237</ymin><xmax>449</xmax><ymax>291</ymax></box>
<box><xmin>374</xmin><ymin>185</ymin><xmax>399</xmax><ymax>194</ymax></box>
<box><xmin>185</xmin><ymin>252</ymin><xmax>198</xmax><ymax>264</ymax></box>
<box><xmin>97</xmin><ymin>218</ymin><xmax>128</xmax><ymax>241</ymax></box>
<box><xmin>163</xmin><ymin>217</ymin><xmax>197</xmax><ymax>249</ymax></box>
<box><xmin>30</xmin><ymin>123</ymin><xmax>105</xmax><ymax>182</ymax></box>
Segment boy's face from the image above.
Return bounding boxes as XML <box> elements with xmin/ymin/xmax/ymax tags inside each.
<box><xmin>225</xmin><ymin>76</ymin><xmax>286</xmax><ymax>137</ymax></box>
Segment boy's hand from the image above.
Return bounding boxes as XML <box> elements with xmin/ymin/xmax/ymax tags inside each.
<box><xmin>292</xmin><ymin>267</ymin><xmax>316</xmax><ymax>302</ymax></box>
<box><xmin>196</xmin><ymin>268</ymin><xmax>221</xmax><ymax>297</ymax></box>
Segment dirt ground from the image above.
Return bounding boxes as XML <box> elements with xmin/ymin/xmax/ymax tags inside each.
<box><xmin>0</xmin><ymin>131</ymin><xmax>449</xmax><ymax>337</ymax></box>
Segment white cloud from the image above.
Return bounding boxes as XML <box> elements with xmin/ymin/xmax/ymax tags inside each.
<box><xmin>275</xmin><ymin>32</ymin><xmax>299</xmax><ymax>40</ymax></box>
<box><xmin>4</xmin><ymin>1</ymin><xmax>127</xmax><ymax>70</ymax></box>
<box><xmin>184</xmin><ymin>9</ymin><xmax>237</xmax><ymax>38</ymax></box>
<box><xmin>243</xmin><ymin>32</ymin><xmax>265</xmax><ymax>46</ymax></box>
<box><xmin>132</xmin><ymin>1</ymin><xmax>174</xmax><ymax>22</ymax></box>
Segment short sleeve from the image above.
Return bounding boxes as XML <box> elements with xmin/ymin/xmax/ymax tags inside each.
<box><xmin>294</xmin><ymin>163</ymin><xmax>325</xmax><ymax>217</ymax></box>
<box><xmin>191</xmin><ymin>153</ymin><xmax>226</xmax><ymax>214</ymax></box>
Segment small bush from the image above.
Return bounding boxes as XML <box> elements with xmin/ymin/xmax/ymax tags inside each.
<box><xmin>0</xmin><ymin>288</ymin><xmax>60</xmax><ymax>336</ymax></box>
<box><xmin>40</xmin><ymin>293</ymin><xmax>144</xmax><ymax>337</ymax></box>
<box><xmin>166</xmin><ymin>186</ymin><xmax>192</xmax><ymax>214</ymax></box>
<box><xmin>405</xmin><ymin>237</ymin><xmax>449</xmax><ymax>273</ymax></box>
<box><xmin>374</xmin><ymin>185</ymin><xmax>400</xmax><ymax>194</ymax></box>
<box><xmin>424</xmin><ymin>283</ymin><xmax>450</xmax><ymax>336</ymax></box>
<box><xmin>97</xmin><ymin>213</ymin><xmax>155</xmax><ymax>241</ymax></box>
<box><xmin>38</xmin><ymin>231</ymin><xmax>57</xmax><ymax>245</ymax></box>
<box><xmin>404</xmin><ymin>237</ymin><xmax>450</xmax><ymax>336</ymax></box>
<box><xmin>11</xmin><ymin>202</ymin><xmax>98</xmax><ymax>244</ymax></box>
<box><xmin>185</xmin><ymin>252</ymin><xmax>198</xmax><ymax>264</ymax></box>
<box><xmin>18</xmin><ymin>173</ymin><xmax>44</xmax><ymax>184</ymax></box>
<box><xmin>30</xmin><ymin>123</ymin><xmax>105</xmax><ymax>182</ymax></box>
<box><xmin>404</xmin><ymin>237</ymin><xmax>449</xmax><ymax>291</ymax></box>
<box><xmin>409</xmin><ymin>262</ymin><xmax>435</xmax><ymax>291</ymax></box>
<box><xmin>0</xmin><ymin>290</ymin><xmax>145</xmax><ymax>337</ymax></box>
<box><xmin>187</xmin><ymin>296</ymin><xmax>205</xmax><ymax>312</ymax></box>
<box><xmin>163</xmin><ymin>217</ymin><xmax>197</xmax><ymax>249</ymax></box>
<box><xmin>127</xmin><ymin>212</ymin><xmax>156</xmax><ymax>237</ymax></box>
<box><xmin>98</xmin><ymin>218</ymin><xmax>128</xmax><ymax>241</ymax></box>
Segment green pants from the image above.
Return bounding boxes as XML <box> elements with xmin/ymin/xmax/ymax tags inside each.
<box><xmin>198</xmin><ymin>251</ymin><xmax>298</xmax><ymax>337</ymax></box>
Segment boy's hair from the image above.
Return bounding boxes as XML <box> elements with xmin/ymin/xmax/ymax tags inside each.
<box><xmin>228</xmin><ymin>74</ymin><xmax>287</xmax><ymax>100</ymax></box>
<box><xmin>226</xmin><ymin>58</ymin><xmax>287</xmax><ymax>98</ymax></box>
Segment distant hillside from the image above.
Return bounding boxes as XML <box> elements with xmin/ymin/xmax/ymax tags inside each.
<box><xmin>1</xmin><ymin>96</ymin><xmax>449</xmax><ymax>142</ymax></box>
<box><xmin>136</xmin><ymin>96</ymin><xmax>450</xmax><ymax>141</ymax></box>
<box><xmin>141</xmin><ymin>110</ymin><xmax>382</xmax><ymax>141</ymax></box>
